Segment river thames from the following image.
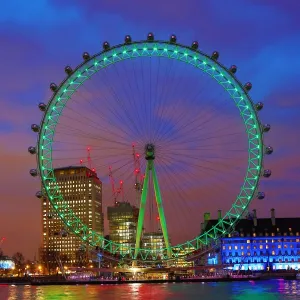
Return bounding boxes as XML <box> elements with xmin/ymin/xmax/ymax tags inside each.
<box><xmin>0</xmin><ymin>280</ymin><xmax>299</xmax><ymax>300</ymax></box>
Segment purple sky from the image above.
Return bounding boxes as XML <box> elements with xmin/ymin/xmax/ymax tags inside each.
<box><xmin>1</xmin><ymin>0</ymin><xmax>300</xmax><ymax>259</ymax></box>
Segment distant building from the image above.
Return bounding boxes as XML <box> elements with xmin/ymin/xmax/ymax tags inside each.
<box><xmin>0</xmin><ymin>256</ymin><xmax>15</xmax><ymax>270</ymax></box>
<box><xmin>40</xmin><ymin>166</ymin><xmax>104</xmax><ymax>270</ymax></box>
<box><xmin>107</xmin><ymin>202</ymin><xmax>139</xmax><ymax>254</ymax></box>
<box><xmin>204</xmin><ymin>209</ymin><xmax>300</xmax><ymax>271</ymax></box>
<box><xmin>142</xmin><ymin>230</ymin><xmax>165</xmax><ymax>257</ymax></box>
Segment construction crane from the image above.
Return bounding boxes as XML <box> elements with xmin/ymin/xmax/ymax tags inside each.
<box><xmin>80</xmin><ymin>147</ymin><xmax>96</xmax><ymax>173</ymax></box>
<box><xmin>132</xmin><ymin>144</ymin><xmax>144</xmax><ymax>205</ymax></box>
<box><xmin>108</xmin><ymin>166</ymin><xmax>124</xmax><ymax>205</ymax></box>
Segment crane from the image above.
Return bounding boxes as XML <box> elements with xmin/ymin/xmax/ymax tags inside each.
<box><xmin>79</xmin><ymin>147</ymin><xmax>96</xmax><ymax>172</ymax></box>
<box><xmin>108</xmin><ymin>166</ymin><xmax>124</xmax><ymax>205</ymax></box>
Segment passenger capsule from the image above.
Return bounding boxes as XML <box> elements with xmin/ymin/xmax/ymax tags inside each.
<box><xmin>244</xmin><ymin>82</ymin><xmax>252</xmax><ymax>92</ymax></box>
<box><xmin>170</xmin><ymin>34</ymin><xmax>177</xmax><ymax>43</ymax></box>
<box><xmin>64</xmin><ymin>65</ymin><xmax>73</xmax><ymax>75</ymax></box>
<box><xmin>103</xmin><ymin>41</ymin><xmax>110</xmax><ymax>51</ymax></box>
<box><xmin>263</xmin><ymin>124</ymin><xmax>271</xmax><ymax>132</ymax></box>
<box><xmin>28</xmin><ymin>146</ymin><xmax>36</xmax><ymax>154</ymax></box>
<box><xmin>257</xmin><ymin>192</ymin><xmax>265</xmax><ymax>200</ymax></box>
<box><xmin>125</xmin><ymin>35</ymin><xmax>132</xmax><ymax>44</ymax></box>
<box><xmin>61</xmin><ymin>230</ymin><xmax>68</xmax><ymax>237</ymax></box>
<box><xmin>31</xmin><ymin>124</ymin><xmax>40</xmax><ymax>133</ymax></box>
<box><xmin>211</xmin><ymin>51</ymin><xmax>219</xmax><ymax>60</ymax></box>
<box><xmin>229</xmin><ymin>65</ymin><xmax>237</xmax><ymax>74</ymax></box>
<box><xmin>256</xmin><ymin>102</ymin><xmax>264</xmax><ymax>111</ymax></box>
<box><xmin>147</xmin><ymin>32</ymin><xmax>154</xmax><ymax>41</ymax></box>
<box><xmin>82</xmin><ymin>52</ymin><xmax>90</xmax><ymax>61</ymax></box>
<box><xmin>36</xmin><ymin>191</ymin><xmax>43</xmax><ymax>198</ymax></box>
<box><xmin>50</xmin><ymin>83</ymin><xmax>57</xmax><ymax>92</ymax></box>
<box><xmin>38</xmin><ymin>103</ymin><xmax>46</xmax><ymax>112</ymax></box>
<box><xmin>265</xmin><ymin>146</ymin><xmax>273</xmax><ymax>155</ymax></box>
<box><xmin>263</xmin><ymin>169</ymin><xmax>272</xmax><ymax>178</ymax></box>
<box><xmin>191</xmin><ymin>41</ymin><xmax>199</xmax><ymax>50</ymax></box>
<box><xmin>30</xmin><ymin>169</ymin><xmax>38</xmax><ymax>177</ymax></box>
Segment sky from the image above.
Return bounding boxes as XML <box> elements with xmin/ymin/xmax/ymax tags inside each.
<box><xmin>0</xmin><ymin>0</ymin><xmax>300</xmax><ymax>260</ymax></box>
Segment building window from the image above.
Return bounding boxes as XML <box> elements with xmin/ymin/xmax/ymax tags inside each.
<box><xmin>247</xmin><ymin>240</ymin><xmax>250</xmax><ymax>244</ymax></box>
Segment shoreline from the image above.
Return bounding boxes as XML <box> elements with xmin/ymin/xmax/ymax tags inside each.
<box><xmin>0</xmin><ymin>272</ymin><xmax>297</xmax><ymax>286</ymax></box>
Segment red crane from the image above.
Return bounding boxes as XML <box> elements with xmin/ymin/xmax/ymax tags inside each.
<box><xmin>108</xmin><ymin>166</ymin><xmax>124</xmax><ymax>205</ymax></box>
<box><xmin>80</xmin><ymin>147</ymin><xmax>96</xmax><ymax>173</ymax></box>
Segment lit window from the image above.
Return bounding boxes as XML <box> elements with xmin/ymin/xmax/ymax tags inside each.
<box><xmin>247</xmin><ymin>240</ymin><xmax>250</xmax><ymax>244</ymax></box>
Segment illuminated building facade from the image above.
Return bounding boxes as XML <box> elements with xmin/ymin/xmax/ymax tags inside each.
<box><xmin>142</xmin><ymin>231</ymin><xmax>165</xmax><ymax>257</ymax></box>
<box><xmin>40</xmin><ymin>166</ymin><xmax>103</xmax><ymax>268</ymax></box>
<box><xmin>0</xmin><ymin>256</ymin><xmax>15</xmax><ymax>269</ymax></box>
<box><xmin>204</xmin><ymin>209</ymin><xmax>300</xmax><ymax>271</ymax></box>
<box><xmin>107</xmin><ymin>202</ymin><xmax>139</xmax><ymax>254</ymax></box>
<box><xmin>172</xmin><ymin>246</ymin><xmax>195</xmax><ymax>268</ymax></box>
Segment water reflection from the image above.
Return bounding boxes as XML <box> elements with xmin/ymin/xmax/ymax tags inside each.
<box><xmin>2</xmin><ymin>280</ymin><xmax>300</xmax><ymax>300</ymax></box>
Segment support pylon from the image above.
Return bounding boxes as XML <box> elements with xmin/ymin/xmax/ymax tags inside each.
<box><xmin>134</xmin><ymin>144</ymin><xmax>172</xmax><ymax>261</ymax></box>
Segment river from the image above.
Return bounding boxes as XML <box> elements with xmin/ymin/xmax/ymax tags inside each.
<box><xmin>0</xmin><ymin>279</ymin><xmax>299</xmax><ymax>299</ymax></box>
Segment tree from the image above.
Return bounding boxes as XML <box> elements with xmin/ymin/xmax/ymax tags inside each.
<box><xmin>39</xmin><ymin>248</ymin><xmax>58</xmax><ymax>275</ymax></box>
<box><xmin>12</xmin><ymin>252</ymin><xmax>25</xmax><ymax>276</ymax></box>
<box><xmin>75</xmin><ymin>247</ymin><xmax>88</xmax><ymax>267</ymax></box>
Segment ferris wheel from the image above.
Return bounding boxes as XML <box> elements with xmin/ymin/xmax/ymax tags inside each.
<box><xmin>29</xmin><ymin>33</ymin><xmax>272</xmax><ymax>263</ymax></box>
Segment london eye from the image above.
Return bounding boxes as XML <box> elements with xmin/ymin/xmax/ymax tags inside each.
<box><xmin>29</xmin><ymin>33</ymin><xmax>272</xmax><ymax>264</ymax></box>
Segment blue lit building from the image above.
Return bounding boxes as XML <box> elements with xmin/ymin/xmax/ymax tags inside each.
<box><xmin>204</xmin><ymin>209</ymin><xmax>300</xmax><ymax>271</ymax></box>
<box><xmin>0</xmin><ymin>256</ymin><xmax>15</xmax><ymax>270</ymax></box>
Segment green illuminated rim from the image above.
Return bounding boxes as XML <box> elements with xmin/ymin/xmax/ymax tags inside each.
<box><xmin>37</xmin><ymin>40</ymin><xmax>264</xmax><ymax>262</ymax></box>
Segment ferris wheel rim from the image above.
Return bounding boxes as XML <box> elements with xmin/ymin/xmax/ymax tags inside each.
<box><xmin>35</xmin><ymin>38</ymin><xmax>265</xmax><ymax>260</ymax></box>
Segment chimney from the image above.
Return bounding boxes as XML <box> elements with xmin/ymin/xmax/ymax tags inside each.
<box><xmin>253</xmin><ymin>209</ymin><xmax>257</xmax><ymax>227</ymax></box>
<box><xmin>218</xmin><ymin>210</ymin><xmax>222</xmax><ymax>220</ymax></box>
<box><xmin>271</xmin><ymin>208</ymin><xmax>276</xmax><ymax>226</ymax></box>
<box><xmin>204</xmin><ymin>212</ymin><xmax>211</xmax><ymax>230</ymax></box>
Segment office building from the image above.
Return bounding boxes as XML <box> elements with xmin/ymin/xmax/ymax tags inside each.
<box><xmin>40</xmin><ymin>166</ymin><xmax>103</xmax><ymax>270</ymax></box>
<box><xmin>107</xmin><ymin>202</ymin><xmax>139</xmax><ymax>254</ymax></box>
<box><xmin>142</xmin><ymin>230</ymin><xmax>165</xmax><ymax>257</ymax></box>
